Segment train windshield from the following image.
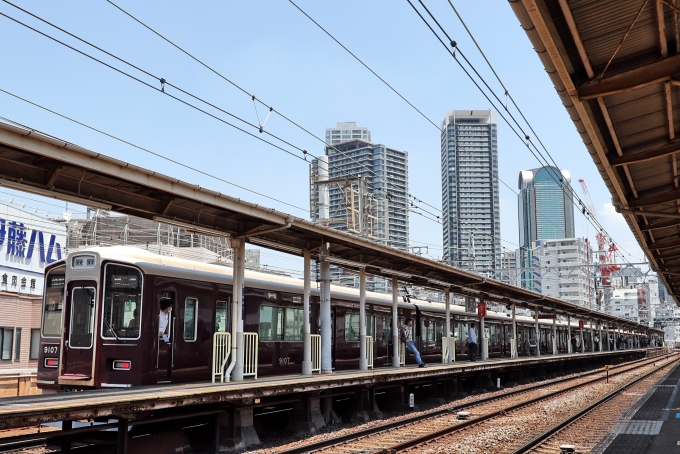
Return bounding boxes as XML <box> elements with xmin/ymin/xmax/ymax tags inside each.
<box><xmin>42</xmin><ymin>267</ymin><xmax>66</xmax><ymax>337</ymax></box>
<box><xmin>101</xmin><ymin>264</ymin><xmax>143</xmax><ymax>340</ymax></box>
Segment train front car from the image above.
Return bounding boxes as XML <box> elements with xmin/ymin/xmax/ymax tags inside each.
<box><xmin>36</xmin><ymin>261</ymin><xmax>66</xmax><ymax>391</ymax></box>
<box><xmin>56</xmin><ymin>251</ymin><xmax>146</xmax><ymax>389</ymax></box>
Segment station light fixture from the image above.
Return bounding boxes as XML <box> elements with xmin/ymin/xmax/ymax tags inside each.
<box><xmin>153</xmin><ymin>216</ymin><xmax>231</xmax><ymax>238</ymax></box>
<box><xmin>379</xmin><ymin>268</ymin><xmax>413</xmax><ymax>279</ymax></box>
<box><xmin>247</xmin><ymin>237</ymin><xmax>302</xmax><ymax>255</ymax></box>
<box><xmin>0</xmin><ymin>179</ymin><xmax>113</xmax><ymax>211</ymax></box>
<box><xmin>427</xmin><ymin>279</ymin><xmax>452</xmax><ymax>287</ymax></box>
<box><xmin>326</xmin><ymin>256</ymin><xmax>366</xmax><ymax>268</ymax></box>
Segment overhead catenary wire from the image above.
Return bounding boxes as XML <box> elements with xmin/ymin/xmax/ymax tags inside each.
<box><xmin>286</xmin><ymin>0</ymin><xmax>580</xmax><ymax>257</ymax></box>
<box><xmin>3</xmin><ymin>2</ymin><xmax>518</xmax><ymax>254</ymax></box>
<box><xmin>0</xmin><ymin>95</ymin><xmax>307</xmax><ymax>213</ymax></box>
<box><xmin>408</xmin><ymin>0</ymin><xmax>644</xmax><ymax>265</ymax></box>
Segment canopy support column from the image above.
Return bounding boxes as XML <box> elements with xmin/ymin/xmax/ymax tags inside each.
<box><xmin>320</xmin><ymin>242</ymin><xmax>332</xmax><ymax>374</ymax></box>
<box><xmin>230</xmin><ymin>238</ymin><xmax>245</xmax><ymax>382</ymax></box>
<box><xmin>359</xmin><ymin>267</ymin><xmax>367</xmax><ymax>371</ymax></box>
<box><xmin>392</xmin><ymin>277</ymin><xmax>400</xmax><ymax>368</ymax></box>
<box><xmin>302</xmin><ymin>249</ymin><xmax>312</xmax><ymax>375</ymax></box>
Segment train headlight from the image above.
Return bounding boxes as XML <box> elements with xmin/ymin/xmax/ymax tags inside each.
<box><xmin>112</xmin><ymin>360</ymin><xmax>132</xmax><ymax>370</ymax></box>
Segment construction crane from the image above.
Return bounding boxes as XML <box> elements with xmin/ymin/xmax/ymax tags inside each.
<box><xmin>578</xmin><ymin>178</ymin><xmax>620</xmax><ymax>289</ymax></box>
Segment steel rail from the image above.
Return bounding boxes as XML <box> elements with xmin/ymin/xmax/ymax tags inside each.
<box><xmin>509</xmin><ymin>360</ymin><xmax>680</xmax><ymax>453</ymax></box>
<box><xmin>278</xmin><ymin>353</ymin><xmax>672</xmax><ymax>454</ymax></box>
<box><xmin>372</xmin><ymin>354</ymin><xmax>677</xmax><ymax>454</ymax></box>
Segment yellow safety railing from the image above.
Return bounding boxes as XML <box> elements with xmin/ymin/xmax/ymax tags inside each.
<box><xmin>243</xmin><ymin>332</ymin><xmax>258</xmax><ymax>379</ymax></box>
<box><xmin>399</xmin><ymin>341</ymin><xmax>405</xmax><ymax>366</ymax></box>
<box><xmin>366</xmin><ymin>336</ymin><xmax>374</xmax><ymax>369</ymax></box>
<box><xmin>311</xmin><ymin>334</ymin><xmax>321</xmax><ymax>373</ymax></box>
<box><xmin>212</xmin><ymin>332</ymin><xmax>231</xmax><ymax>383</ymax></box>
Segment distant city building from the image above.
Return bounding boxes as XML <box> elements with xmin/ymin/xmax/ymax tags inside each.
<box><xmin>325</xmin><ymin>122</ymin><xmax>371</xmax><ymax>145</ymax></box>
<box><xmin>441</xmin><ymin>110</ymin><xmax>500</xmax><ymax>275</ymax></box>
<box><xmin>0</xmin><ymin>202</ymin><xmax>67</xmax><ymax>370</ymax></box>
<box><xmin>537</xmin><ymin>238</ymin><xmax>594</xmax><ymax>308</ymax></box>
<box><xmin>310</xmin><ymin>137</ymin><xmax>408</xmax><ymax>292</ymax></box>
<box><xmin>518</xmin><ymin>166</ymin><xmax>575</xmax><ymax>290</ymax></box>
<box><xmin>499</xmin><ymin>250</ymin><xmax>518</xmax><ymax>286</ymax></box>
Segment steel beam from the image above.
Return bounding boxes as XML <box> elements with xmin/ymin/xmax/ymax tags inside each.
<box><xmin>577</xmin><ymin>55</ymin><xmax>680</xmax><ymax>100</ymax></box>
<box><xmin>610</xmin><ymin>141</ymin><xmax>680</xmax><ymax>167</ymax></box>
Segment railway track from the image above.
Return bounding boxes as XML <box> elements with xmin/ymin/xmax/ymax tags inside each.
<box><xmin>274</xmin><ymin>354</ymin><xmax>676</xmax><ymax>454</ymax></box>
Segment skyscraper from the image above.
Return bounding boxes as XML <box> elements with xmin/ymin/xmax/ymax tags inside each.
<box><xmin>325</xmin><ymin>122</ymin><xmax>371</xmax><ymax>145</ymax></box>
<box><xmin>518</xmin><ymin>166</ymin><xmax>575</xmax><ymax>289</ymax></box>
<box><xmin>310</xmin><ymin>134</ymin><xmax>409</xmax><ymax>291</ymax></box>
<box><xmin>441</xmin><ymin>110</ymin><xmax>500</xmax><ymax>275</ymax></box>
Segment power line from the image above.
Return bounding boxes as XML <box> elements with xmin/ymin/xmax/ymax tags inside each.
<box><xmin>0</xmin><ymin>95</ymin><xmax>307</xmax><ymax>212</ymax></box>
<box><xmin>409</xmin><ymin>0</ymin><xmax>644</xmax><ymax>264</ymax></box>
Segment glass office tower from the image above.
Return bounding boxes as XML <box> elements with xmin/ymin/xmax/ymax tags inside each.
<box><xmin>518</xmin><ymin>166</ymin><xmax>575</xmax><ymax>290</ymax></box>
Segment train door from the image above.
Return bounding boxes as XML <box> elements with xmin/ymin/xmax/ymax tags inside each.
<box><xmin>156</xmin><ymin>292</ymin><xmax>175</xmax><ymax>383</ymax></box>
<box><xmin>60</xmin><ymin>281</ymin><xmax>98</xmax><ymax>385</ymax></box>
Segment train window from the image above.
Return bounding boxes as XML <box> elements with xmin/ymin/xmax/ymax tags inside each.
<box><xmin>421</xmin><ymin>319</ymin><xmax>435</xmax><ymax>343</ymax></box>
<box><xmin>42</xmin><ymin>269</ymin><xmax>65</xmax><ymax>337</ymax></box>
<box><xmin>216</xmin><ymin>300</ymin><xmax>229</xmax><ymax>332</ymax></box>
<box><xmin>259</xmin><ymin>305</ymin><xmax>305</xmax><ymax>341</ymax></box>
<box><xmin>101</xmin><ymin>264</ymin><xmax>143</xmax><ymax>340</ymax></box>
<box><xmin>259</xmin><ymin>306</ymin><xmax>284</xmax><ymax>341</ymax></box>
<box><xmin>284</xmin><ymin>308</ymin><xmax>304</xmax><ymax>341</ymax></box>
<box><xmin>344</xmin><ymin>313</ymin><xmax>375</xmax><ymax>342</ymax></box>
<box><xmin>69</xmin><ymin>287</ymin><xmax>96</xmax><ymax>348</ymax></box>
<box><xmin>184</xmin><ymin>298</ymin><xmax>198</xmax><ymax>342</ymax></box>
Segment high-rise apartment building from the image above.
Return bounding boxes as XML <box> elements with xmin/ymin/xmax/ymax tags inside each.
<box><xmin>537</xmin><ymin>238</ymin><xmax>594</xmax><ymax>307</ymax></box>
<box><xmin>310</xmin><ymin>136</ymin><xmax>409</xmax><ymax>291</ymax></box>
<box><xmin>518</xmin><ymin>166</ymin><xmax>575</xmax><ymax>289</ymax></box>
<box><xmin>325</xmin><ymin>122</ymin><xmax>371</xmax><ymax>145</ymax></box>
<box><xmin>441</xmin><ymin>110</ymin><xmax>500</xmax><ymax>275</ymax></box>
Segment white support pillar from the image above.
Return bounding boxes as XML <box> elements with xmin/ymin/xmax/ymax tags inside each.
<box><xmin>480</xmin><ymin>312</ymin><xmax>487</xmax><ymax>361</ymax></box>
<box><xmin>590</xmin><ymin>319</ymin><xmax>595</xmax><ymax>352</ymax></box>
<box><xmin>359</xmin><ymin>267</ymin><xmax>367</xmax><ymax>371</ymax></box>
<box><xmin>614</xmin><ymin>327</ymin><xmax>618</xmax><ymax>351</ymax></box>
<box><xmin>534</xmin><ymin>306</ymin><xmax>541</xmax><ymax>357</ymax></box>
<box><xmin>302</xmin><ymin>250</ymin><xmax>312</xmax><ymax>375</ymax></box>
<box><xmin>444</xmin><ymin>288</ymin><xmax>452</xmax><ymax>363</ymax></box>
<box><xmin>598</xmin><ymin>322</ymin><xmax>603</xmax><ymax>352</ymax></box>
<box><xmin>391</xmin><ymin>276</ymin><xmax>400</xmax><ymax>368</ymax></box>
<box><xmin>552</xmin><ymin>317</ymin><xmax>557</xmax><ymax>355</ymax></box>
<box><xmin>580</xmin><ymin>322</ymin><xmax>585</xmax><ymax>354</ymax></box>
<box><xmin>230</xmin><ymin>238</ymin><xmax>245</xmax><ymax>382</ymax></box>
<box><xmin>567</xmin><ymin>315</ymin><xmax>572</xmax><ymax>354</ymax></box>
<box><xmin>511</xmin><ymin>304</ymin><xmax>517</xmax><ymax>358</ymax></box>
<box><xmin>320</xmin><ymin>243</ymin><xmax>332</xmax><ymax>374</ymax></box>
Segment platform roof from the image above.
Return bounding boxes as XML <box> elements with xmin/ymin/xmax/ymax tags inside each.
<box><xmin>0</xmin><ymin>119</ymin><xmax>659</xmax><ymax>332</ymax></box>
<box><xmin>509</xmin><ymin>0</ymin><xmax>680</xmax><ymax>304</ymax></box>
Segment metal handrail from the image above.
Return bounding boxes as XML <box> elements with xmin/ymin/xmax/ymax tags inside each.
<box><xmin>243</xmin><ymin>332</ymin><xmax>258</xmax><ymax>379</ymax></box>
<box><xmin>366</xmin><ymin>335</ymin><xmax>374</xmax><ymax>369</ymax></box>
<box><xmin>311</xmin><ymin>334</ymin><xmax>321</xmax><ymax>373</ymax></box>
<box><xmin>211</xmin><ymin>332</ymin><xmax>231</xmax><ymax>383</ymax></box>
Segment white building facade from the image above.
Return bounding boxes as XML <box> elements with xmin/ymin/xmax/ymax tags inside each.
<box><xmin>537</xmin><ymin>238</ymin><xmax>595</xmax><ymax>308</ymax></box>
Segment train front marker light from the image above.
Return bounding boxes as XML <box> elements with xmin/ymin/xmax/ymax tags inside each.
<box><xmin>113</xmin><ymin>360</ymin><xmax>132</xmax><ymax>370</ymax></box>
<box><xmin>44</xmin><ymin>358</ymin><xmax>59</xmax><ymax>368</ymax></box>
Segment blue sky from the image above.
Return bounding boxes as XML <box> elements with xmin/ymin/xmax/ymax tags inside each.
<box><xmin>0</xmin><ymin>0</ymin><xmax>647</xmax><ymax>274</ymax></box>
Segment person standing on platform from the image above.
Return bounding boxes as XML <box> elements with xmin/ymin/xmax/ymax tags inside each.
<box><xmin>594</xmin><ymin>334</ymin><xmax>599</xmax><ymax>351</ymax></box>
<box><xmin>468</xmin><ymin>324</ymin><xmax>478</xmax><ymax>361</ymax></box>
<box><xmin>402</xmin><ymin>319</ymin><xmax>426</xmax><ymax>368</ymax></box>
<box><xmin>571</xmin><ymin>332</ymin><xmax>577</xmax><ymax>353</ymax></box>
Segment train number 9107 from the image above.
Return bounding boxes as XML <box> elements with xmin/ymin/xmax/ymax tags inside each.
<box><xmin>278</xmin><ymin>357</ymin><xmax>290</xmax><ymax>365</ymax></box>
<box><xmin>44</xmin><ymin>345</ymin><xmax>58</xmax><ymax>354</ymax></box>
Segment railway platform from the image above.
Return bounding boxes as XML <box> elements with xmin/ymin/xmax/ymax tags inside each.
<box><xmin>0</xmin><ymin>348</ymin><xmax>664</xmax><ymax>453</ymax></box>
<box><xmin>593</xmin><ymin>355</ymin><xmax>680</xmax><ymax>453</ymax></box>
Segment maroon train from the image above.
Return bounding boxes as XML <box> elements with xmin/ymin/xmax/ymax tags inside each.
<box><xmin>37</xmin><ymin>247</ymin><xmax>587</xmax><ymax>390</ymax></box>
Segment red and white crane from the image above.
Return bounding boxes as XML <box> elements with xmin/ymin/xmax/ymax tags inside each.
<box><xmin>578</xmin><ymin>178</ymin><xmax>620</xmax><ymax>288</ymax></box>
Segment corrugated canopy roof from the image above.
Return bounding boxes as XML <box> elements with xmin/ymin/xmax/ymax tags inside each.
<box><xmin>0</xmin><ymin>119</ymin><xmax>659</xmax><ymax>332</ymax></box>
<box><xmin>510</xmin><ymin>0</ymin><xmax>680</xmax><ymax>305</ymax></box>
